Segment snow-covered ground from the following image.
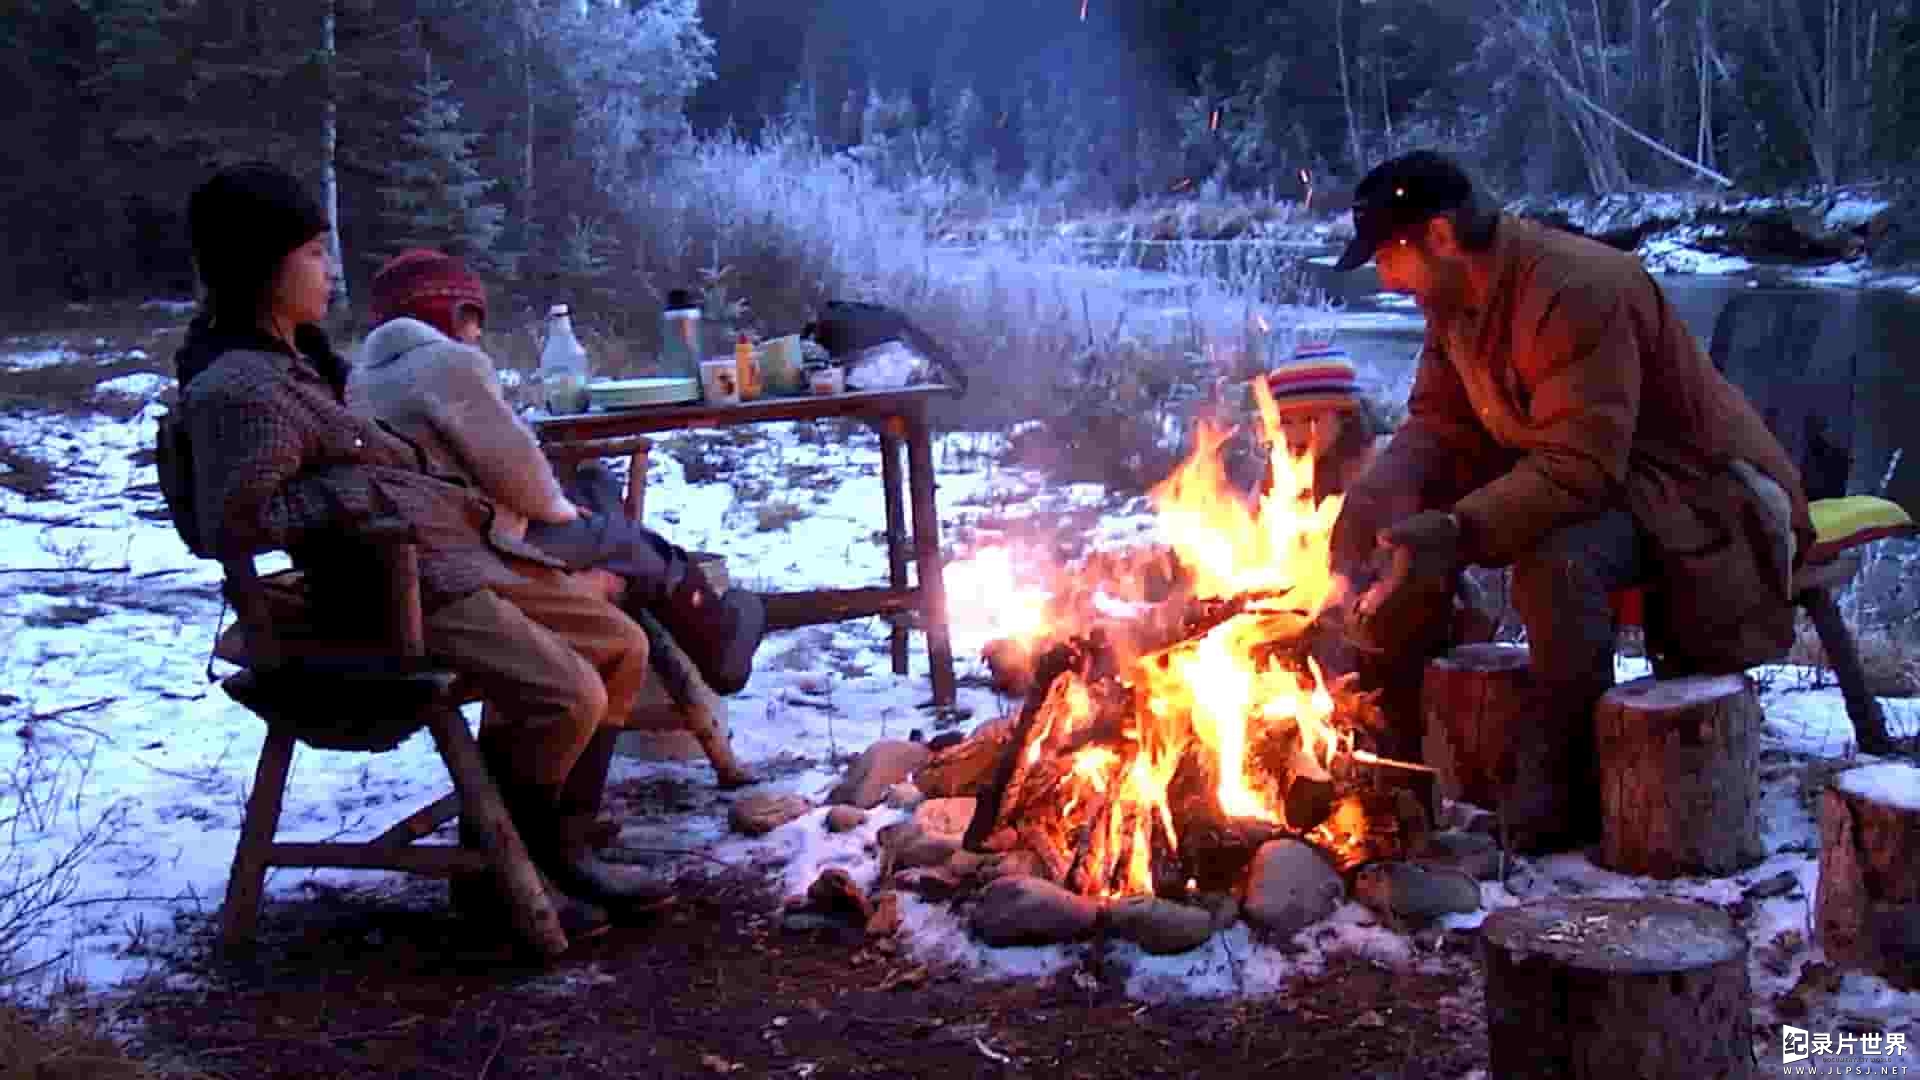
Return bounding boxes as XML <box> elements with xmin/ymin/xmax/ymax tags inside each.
<box><xmin>3</xmin><ymin>317</ymin><xmax>1918</xmax><ymax>1066</ymax></box>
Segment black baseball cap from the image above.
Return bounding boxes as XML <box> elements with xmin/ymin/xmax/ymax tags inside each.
<box><xmin>1332</xmin><ymin>150</ymin><xmax>1478</xmax><ymax>271</ymax></box>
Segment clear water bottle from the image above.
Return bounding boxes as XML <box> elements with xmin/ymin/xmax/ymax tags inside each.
<box><xmin>660</xmin><ymin>288</ymin><xmax>702</xmax><ymax>384</ymax></box>
<box><xmin>539</xmin><ymin>303</ymin><xmax>591</xmax><ymax>414</ymax></box>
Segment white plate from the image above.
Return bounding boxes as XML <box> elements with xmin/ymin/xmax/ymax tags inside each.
<box><xmin>587</xmin><ymin>377</ymin><xmax>700</xmax><ymax>408</ymax></box>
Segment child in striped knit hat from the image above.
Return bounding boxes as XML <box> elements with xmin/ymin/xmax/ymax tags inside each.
<box><xmin>1259</xmin><ymin>335</ymin><xmax>1386</xmax><ymax>504</ymax></box>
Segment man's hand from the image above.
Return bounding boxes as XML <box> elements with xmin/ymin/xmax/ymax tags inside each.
<box><xmin>1376</xmin><ymin>510</ymin><xmax>1464</xmax><ymax>582</ymax></box>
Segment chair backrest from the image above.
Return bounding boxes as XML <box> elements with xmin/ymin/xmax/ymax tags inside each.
<box><xmin>1707</xmin><ymin>291</ymin><xmax>1857</xmax><ymax>501</ymax></box>
<box><xmin>155</xmin><ymin>409</ymin><xmax>212</xmax><ymax>558</ymax></box>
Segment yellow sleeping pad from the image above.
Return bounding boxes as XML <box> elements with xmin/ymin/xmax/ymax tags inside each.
<box><xmin>1807</xmin><ymin>495</ymin><xmax>1917</xmax><ymax>562</ymax></box>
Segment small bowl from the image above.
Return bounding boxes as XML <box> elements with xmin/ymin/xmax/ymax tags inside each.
<box><xmin>808</xmin><ymin>366</ymin><xmax>846</xmax><ymax>396</ymax></box>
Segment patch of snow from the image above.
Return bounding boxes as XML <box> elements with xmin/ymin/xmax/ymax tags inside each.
<box><xmin>2</xmin><ymin>347</ymin><xmax>79</xmax><ymax>371</ymax></box>
<box><xmin>1640</xmin><ymin>232</ymin><xmax>1753</xmax><ymax>276</ymax></box>
<box><xmin>1835</xmin><ymin>761</ymin><xmax>1920</xmax><ymax>812</ymax></box>
<box><xmin>140</xmin><ymin>299</ymin><xmax>198</xmax><ymax>315</ymax></box>
<box><xmin>1784</xmin><ymin>260</ymin><xmax>1875</xmax><ymax>288</ymax></box>
<box><xmin>94</xmin><ymin>373</ymin><xmax>171</xmax><ymax>401</ymax></box>
<box><xmin>1824</xmin><ymin>196</ymin><xmax>1890</xmax><ymax>230</ymax></box>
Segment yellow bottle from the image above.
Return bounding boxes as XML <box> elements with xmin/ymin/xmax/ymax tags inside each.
<box><xmin>734</xmin><ymin>332</ymin><xmax>762</xmax><ymax>401</ymax></box>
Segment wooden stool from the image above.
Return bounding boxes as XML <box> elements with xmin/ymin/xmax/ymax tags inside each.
<box><xmin>1482</xmin><ymin>897</ymin><xmax>1753</xmax><ymax>1079</ymax></box>
<box><xmin>1594</xmin><ymin>673</ymin><xmax>1764</xmax><ymax>877</ymax></box>
<box><xmin>1816</xmin><ymin>761</ymin><xmax>1920</xmax><ymax>987</ymax></box>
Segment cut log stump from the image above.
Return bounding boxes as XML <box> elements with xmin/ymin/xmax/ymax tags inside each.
<box><xmin>1482</xmin><ymin>897</ymin><xmax>1753</xmax><ymax>1079</ymax></box>
<box><xmin>1816</xmin><ymin>761</ymin><xmax>1920</xmax><ymax>987</ymax></box>
<box><xmin>1422</xmin><ymin>643</ymin><xmax>1533</xmax><ymax>811</ymax></box>
<box><xmin>1595</xmin><ymin>674</ymin><xmax>1763</xmax><ymax>878</ymax></box>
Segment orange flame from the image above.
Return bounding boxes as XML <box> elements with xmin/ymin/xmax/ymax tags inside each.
<box><xmin>1147</xmin><ymin>376</ymin><xmax>1344</xmax><ymax>605</ymax></box>
<box><xmin>997</xmin><ymin>377</ymin><xmax>1359</xmax><ymax>898</ymax></box>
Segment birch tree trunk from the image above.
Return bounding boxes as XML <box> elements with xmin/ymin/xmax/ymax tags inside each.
<box><xmin>1336</xmin><ymin>0</ymin><xmax>1365</xmax><ymax>172</ymax></box>
<box><xmin>320</xmin><ymin>0</ymin><xmax>346</xmax><ymax>311</ymax></box>
<box><xmin>518</xmin><ymin>2</ymin><xmax>537</xmax><ymax>240</ymax></box>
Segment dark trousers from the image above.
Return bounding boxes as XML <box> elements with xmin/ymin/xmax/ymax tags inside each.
<box><xmin>522</xmin><ymin>462</ymin><xmax>675</xmax><ymax>593</ymax></box>
<box><xmin>1357</xmin><ymin>510</ymin><xmax>1645</xmax><ymax>848</ymax></box>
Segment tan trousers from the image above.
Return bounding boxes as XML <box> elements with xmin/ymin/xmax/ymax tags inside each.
<box><xmin>425</xmin><ymin>566</ymin><xmax>649</xmax><ymax>787</ymax></box>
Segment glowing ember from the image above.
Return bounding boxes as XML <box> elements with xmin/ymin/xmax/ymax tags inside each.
<box><xmin>1209</xmin><ymin>108</ymin><xmax>1220</xmax><ymax>132</ymax></box>
<box><xmin>1079</xmin><ymin>0</ymin><xmax>1088</xmax><ymax>19</ymax></box>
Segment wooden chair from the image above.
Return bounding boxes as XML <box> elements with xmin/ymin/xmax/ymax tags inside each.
<box><xmin>155</xmin><ymin>413</ymin><xmax>569</xmax><ymax>959</ymax></box>
<box><xmin>204</xmin><ymin>534</ymin><xmax>570</xmax><ymax>959</ymax></box>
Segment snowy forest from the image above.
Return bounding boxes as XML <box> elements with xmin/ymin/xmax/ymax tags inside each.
<box><xmin>5</xmin><ymin>0</ymin><xmax>1918</xmax><ymax>310</ymax></box>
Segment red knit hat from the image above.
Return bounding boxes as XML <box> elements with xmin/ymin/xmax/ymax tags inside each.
<box><xmin>370</xmin><ymin>249</ymin><xmax>486</xmax><ymax>337</ymax></box>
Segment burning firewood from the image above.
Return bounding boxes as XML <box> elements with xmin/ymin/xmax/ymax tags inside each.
<box><xmin>940</xmin><ymin>384</ymin><xmax>1431</xmax><ymax>914</ymax></box>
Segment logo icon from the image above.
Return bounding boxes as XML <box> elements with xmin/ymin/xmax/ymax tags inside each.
<box><xmin>1784</xmin><ymin>1025</ymin><xmax>1811</xmax><ymax>1064</ymax></box>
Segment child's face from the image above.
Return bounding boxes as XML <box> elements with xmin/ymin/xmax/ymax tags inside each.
<box><xmin>1277</xmin><ymin>408</ymin><xmax>1345</xmax><ymax>459</ymax></box>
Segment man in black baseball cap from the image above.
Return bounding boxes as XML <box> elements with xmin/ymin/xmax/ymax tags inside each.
<box><xmin>1318</xmin><ymin>148</ymin><xmax>1811</xmax><ymax>856</ymax></box>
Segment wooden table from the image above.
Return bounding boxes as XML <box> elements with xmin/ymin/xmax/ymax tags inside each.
<box><xmin>532</xmin><ymin>384</ymin><xmax>961</xmax><ymax>709</ymax></box>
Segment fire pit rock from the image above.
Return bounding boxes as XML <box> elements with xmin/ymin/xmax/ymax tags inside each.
<box><xmin>881</xmin><ymin>823</ymin><xmax>962</xmax><ymax>870</ymax></box>
<box><xmin>1242</xmin><ymin>838</ymin><xmax>1345</xmax><ymax>939</ymax></box>
<box><xmin>828</xmin><ymin>739</ymin><xmax>933</xmax><ymax>809</ymax></box>
<box><xmin>912</xmin><ymin>797</ymin><xmax>977</xmax><ymax>836</ymax></box>
<box><xmin>825</xmin><ymin>806</ymin><xmax>868</xmax><ymax>833</ymax></box>
<box><xmin>1351</xmin><ymin>861</ymin><xmax>1481</xmax><ymax>926</ymax></box>
<box><xmin>1104</xmin><ymin>896</ymin><xmax>1216</xmax><ymax>955</ymax></box>
<box><xmin>729</xmin><ymin>793</ymin><xmax>813</xmax><ymax>836</ymax></box>
<box><xmin>971</xmin><ymin>876</ymin><xmax>1102</xmax><ymax>947</ymax></box>
<box><xmin>1415</xmin><ymin>829</ymin><xmax>1502</xmax><ymax>881</ymax></box>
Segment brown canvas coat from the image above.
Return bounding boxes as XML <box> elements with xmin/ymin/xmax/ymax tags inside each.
<box><xmin>1359</xmin><ymin>215</ymin><xmax>1815</xmax><ymax>673</ymax></box>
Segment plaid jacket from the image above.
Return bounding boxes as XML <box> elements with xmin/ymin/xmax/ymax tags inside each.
<box><xmin>182</xmin><ymin>346</ymin><xmax>567</xmax><ymax>602</ymax></box>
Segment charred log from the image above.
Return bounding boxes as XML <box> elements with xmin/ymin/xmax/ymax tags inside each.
<box><xmin>963</xmin><ymin>638</ymin><xmax>1083</xmax><ymax>851</ymax></box>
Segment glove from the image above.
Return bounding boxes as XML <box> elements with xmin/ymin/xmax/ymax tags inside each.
<box><xmin>1349</xmin><ymin>510</ymin><xmax>1464</xmax><ymax>654</ymax></box>
<box><xmin>1377</xmin><ymin>510</ymin><xmax>1464</xmax><ymax>583</ymax></box>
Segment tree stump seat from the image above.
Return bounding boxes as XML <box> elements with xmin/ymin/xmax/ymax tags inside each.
<box><xmin>1595</xmin><ymin>673</ymin><xmax>1764</xmax><ymax>878</ymax></box>
<box><xmin>1421</xmin><ymin>642</ymin><xmax>1533</xmax><ymax>815</ymax></box>
<box><xmin>1816</xmin><ymin>761</ymin><xmax>1920</xmax><ymax>987</ymax></box>
<box><xmin>1482</xmin><ymin>896</ymin><xmax>1753</xmax><ymax>1079</ymax></box>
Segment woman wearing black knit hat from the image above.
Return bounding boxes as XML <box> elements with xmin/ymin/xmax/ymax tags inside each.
<box><xmin>172</xmin><ymin>163</ymin><xmax>675</xmax><ymax>938</ymax></box>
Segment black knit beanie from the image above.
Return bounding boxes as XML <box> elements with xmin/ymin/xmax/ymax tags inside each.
<box><xmin>187</xmin><ymin>163</ymin><xmax>329</xmax><ymax>325</ymax></box>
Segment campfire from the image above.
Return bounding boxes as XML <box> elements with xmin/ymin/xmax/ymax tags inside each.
<box><xmin>942</xmin><ymin>377</ymin><xmax>1418</xmax><ymax>906</ymax></box>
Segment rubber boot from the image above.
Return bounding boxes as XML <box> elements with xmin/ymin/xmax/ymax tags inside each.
<box><xmin>517</xmin><ymin>730</ymin><xmax>677</xmax><ymax>916</ymax></box>
<box><xmin>631</xmin><ymin>539</ymin><xmax>768</xmax><ymax>696</ymax></box>
<box><xmin>450</xmin><ymin>813</ymin><xmax>610</xmax><ymax>943</ymax></box>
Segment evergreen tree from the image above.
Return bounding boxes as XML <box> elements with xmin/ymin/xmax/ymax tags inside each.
<box><xmin>376</xmin><ymin>58</ymin><xmax>506</xmax><ymax>267</ymax></box>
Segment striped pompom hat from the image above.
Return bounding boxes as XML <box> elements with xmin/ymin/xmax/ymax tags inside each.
<box><xmin>1263</xmin><ymin>340</ymin><xmax>1361</xmax><ymax>415</ymax></box>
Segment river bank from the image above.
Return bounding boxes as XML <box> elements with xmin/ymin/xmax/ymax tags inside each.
<box><xmin>938</xmin><ymin>185</ymin><xmax>1918</xmax><ymax>297</ymax></box>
